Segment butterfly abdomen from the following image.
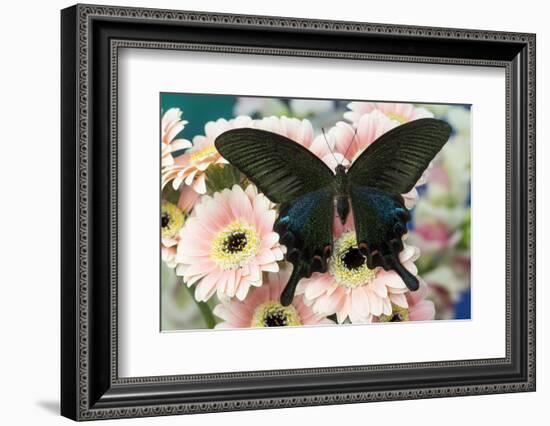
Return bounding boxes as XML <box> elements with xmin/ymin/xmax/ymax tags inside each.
<box><xmin>335</xmin><ymin>196</ymin><xmax>350</xmax><ymax>225</ymax></box>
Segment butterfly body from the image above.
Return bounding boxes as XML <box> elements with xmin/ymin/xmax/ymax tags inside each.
<box><xmin>215</xmin><ymin>118</ymin><xmax>451</xmax><ymax>306</ymax></box>
<box><xmin>333</xmin><ymin>164</ymin><xmax>352</xmax><ymax>225</ymax></box>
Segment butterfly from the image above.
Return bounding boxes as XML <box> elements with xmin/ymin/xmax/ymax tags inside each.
<box><xmin>215</xmin><ymin>118</ymin><xmax>451</xmax><ymax>306</ymax></box>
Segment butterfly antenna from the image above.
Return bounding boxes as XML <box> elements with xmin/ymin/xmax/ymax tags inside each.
<box><xmin>342</xmin><ymin>128</ymin><xmax>358</xmax><ymax>161</ymax></box>
<box><xmin>321</xmin><ymin>127</ymin><xmax>339</xmax><ymax>166</ymax></box>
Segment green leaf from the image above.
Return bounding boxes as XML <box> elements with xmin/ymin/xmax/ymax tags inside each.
<box><xmin>183</xmin><ymin>283</ymin><xmax>217</xmax><ymax>329</ymax></box>
<box><xmin>162</xmin><ymin>184</ymin><xmax>182</xmax><ymax>205</ymax></box>
<box><xmin>416</xmin><ymin>255</ymin><xmax>439</xmax><ymax>275</ymax></box>
<box><xmin>205</xmin><ymin>164</ymin><xmax>241</xmax><ymax>193</ymax></box>
<box><xmin>456</xmin><ymin>209</ymin><xmax>471</xmax><ymax>251</ymax></box>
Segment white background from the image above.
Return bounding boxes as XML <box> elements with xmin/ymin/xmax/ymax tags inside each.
<box><xmin>119</xmin><ymin>49</ymin><xmax>505</xmax><ymax>377</ymax></box>
<box><xmin>0</xmin><ymin>0</ymin><xmax>547</xmax><ymax>425</ymax></box>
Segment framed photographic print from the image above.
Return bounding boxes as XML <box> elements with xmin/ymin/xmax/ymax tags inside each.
<box><xmin>61</xmin><ymin>3</ymin><xmax>536</xmax><ymax>421</ymax></box>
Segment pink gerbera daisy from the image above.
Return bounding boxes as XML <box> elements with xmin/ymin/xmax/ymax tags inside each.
<box><xmin>375</xmin><ymin>278</ymin><xmax>435</xmax><ymax>323</ymax></box>
<box><xmin>160</xmin><ymin>188</ymin><xmax>201</xmax><ymax>269</ymax></box>
<box><xmin>253</xmin><ymin>116</ymin><xmax>346</xmax><ymax>168</ymax></box>
<box><xmin>344</xmin><ymin>101</ymin><xmax>434</xmax><ymax>127</ymax></box>
<box><xmin>161</xmin><ymin>108</ymin><xmax>192</xmax><ymax>167</ymax></box>
<box><xmin>314</xmin><ymin>111</ymin><xmax>398</xmax><ymax>166</ymax></box>
<box><xmin>161</xmin><ymin>200</ymin><xmax>186</xmax><ymax>269</ymax></box>
<box><xmin>213</xmin><ymin>269</ymin><xmax>334</xmax><ymax>329</ymax></box>
<box><xmin>406</xmin><ymin>278</ymin><xmax>436</xmax><ymax>321</ymax></box>
<box><xmin>175</xmin><ymin>185</ymin><xmax>285</xmax><ymax>302</ymax></box>
<box><xmin>162</xmin><ymin>115</ymin><xmax>253</xmax><ymax>194</ymax></box>
<box><xmin>317</xmin><ymin>111</ymin><xmax>428</xmax><ymax>207</ymax></box>
<box><xmin>253</xmin><ymin>116</ymin><xmax>314</xmax><ymax>148</ymax></box>
<box><xmin>296</xmin><ymin>216</ymin><xmax>419</xmax><ymax>324</ymax></box>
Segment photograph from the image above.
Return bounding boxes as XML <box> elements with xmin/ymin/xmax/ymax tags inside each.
<box><xmin>160</xmin><ymin>94</ymin><xmax>472</xmax><ymax>331</ymax></box>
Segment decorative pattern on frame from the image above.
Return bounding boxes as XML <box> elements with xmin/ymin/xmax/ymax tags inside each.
<box><xmin>70</xmin><ymin>4</ymin><xmax>535</xmax><ymax>420</ymax></box>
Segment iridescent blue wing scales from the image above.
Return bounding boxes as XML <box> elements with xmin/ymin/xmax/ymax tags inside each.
<box><xmin>274</xmin><ymin>188</ymin><xmax>334</xmax><ymax>305</ymax></box>
<box><xmin>349</xmin><ymin>185</ymin><xmax>418</xmax><ymax>290</ymax></box>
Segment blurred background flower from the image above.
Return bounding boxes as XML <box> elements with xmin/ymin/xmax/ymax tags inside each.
<box><xmin>160</xmin><ymin>94</ymin><xmax>471</xmax><ymax>330</ymax></box>
<box><xmin>407</xmin><ymin>104</ymin><xmax>471</xmax><ymax>320</ymax></box>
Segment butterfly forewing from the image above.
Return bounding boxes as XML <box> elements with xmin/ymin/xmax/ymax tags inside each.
<box><xmin>215</xmin><ymin>128</ymin><xmax>334</xmax><ymax>204</ymax></box>
<box><xmin>347</xmin><ymin>118</ymin><xmax>452</xmax><ymax>193</ymax></box>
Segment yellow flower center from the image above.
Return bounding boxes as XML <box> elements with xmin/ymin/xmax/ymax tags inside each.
<box><xmin>379</xmin><ymin>303</ymin><xmax>410</xmax><ymax>322</ymax></box>
<box><xmin>329</xmin><ymin>231</ymin><xmax>377</xmax><ymax>289</ymax></box>
<box><xmin>385</xmin><ymin>111</ymin><xmax>407</xmax><ymax>124</ymax></box>
<box><xmin>250</xmin><ymin>300</ymin><xmax>301</xmax><ymax>327</ymax></box>
<box><xmin>210</xmin><ymin>220</ymin><xmax>260</xmax><ymax>270</ymax></box>
<box><xmin>161</xmin><ymin>201</ymin><xmax>185</xmax><ymax>239</ymax></box>
<box><xmin>190</xmin><ymin>145</ymin><xmax>218</xmax><ymax>164</ymax></box>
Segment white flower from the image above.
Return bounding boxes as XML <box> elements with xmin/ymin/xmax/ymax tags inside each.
<box><xmin>161</xmin><ymin>108</ymin><xmax>192</xmax><ymax>167</ymax></box>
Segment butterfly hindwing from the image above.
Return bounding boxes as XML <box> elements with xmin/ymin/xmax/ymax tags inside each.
<box><xmin>347</xmin><ymin>118</ymin><xmax>451</xmax><ymax>193</ymax></box>
<box><xmin>215</xmin><ymin>128</ymin><xmax>334</xmax><ymax>204</ymax></box>
<box><xmin>349</xmin><ymin>185</ymin><xmax>419</xmax><ymax>291</ymax></box>
<box><xmin>274</xmin><ymin>188</ymin><xmax>334</xmax><ymax>305</ymax></box>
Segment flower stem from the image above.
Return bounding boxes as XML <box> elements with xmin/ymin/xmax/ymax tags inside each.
<box><xmin>184</xmin><ymin>283</ymin><xmax>217</xmax><ymax>328</ymax></box>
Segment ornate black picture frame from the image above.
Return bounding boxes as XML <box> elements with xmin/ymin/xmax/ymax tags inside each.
<box><xmin>61</xmin><ymin>3</ymin><xmax>536</xmax><ymax>421</ymax></box>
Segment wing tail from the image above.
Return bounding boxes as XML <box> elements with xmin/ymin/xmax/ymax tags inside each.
<box><xmin>388</xmin><ymin>256</ymin><xmax>419</xmax><ymax>291</ymax></box>
<box><xmin>358</xmin><ymin>240</ymin><xmax>419</xmax><ymax>291</ymax></box>
<box><xmin>280</xmin><ymin>263</ymin><xmax>306</xmax><ymax>306</ymax></box>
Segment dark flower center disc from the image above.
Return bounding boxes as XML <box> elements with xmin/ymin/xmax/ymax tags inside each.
<box><xmin>224</xmin><ymin>232</ymin><xmax>248</xmax><ymax>253</ymax></box>
<box><xmin>341</xmin><ymin>247</ymin><xmax>367</xmax><ymax>270</ymax></box>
